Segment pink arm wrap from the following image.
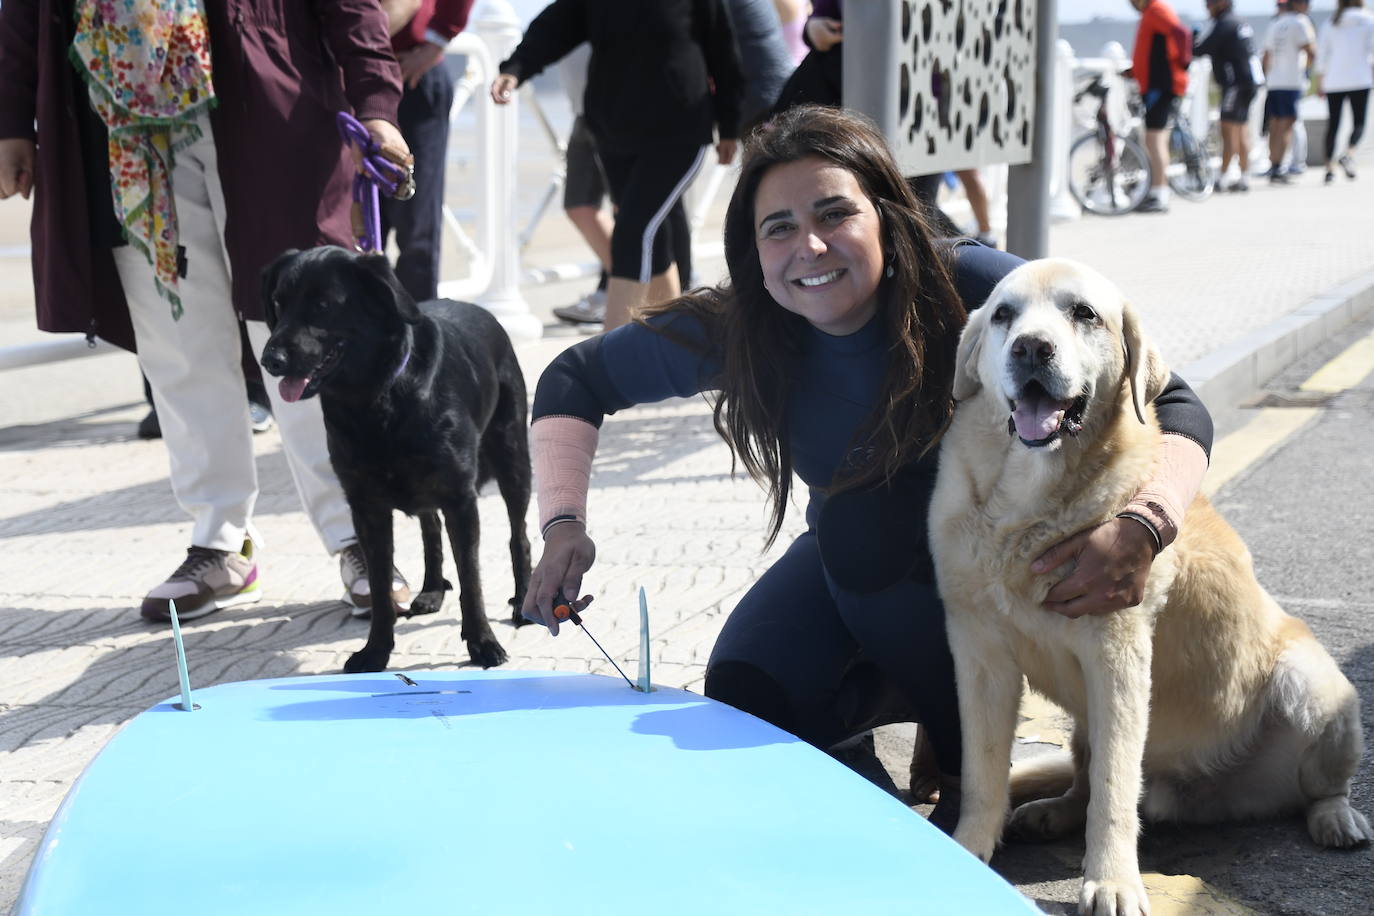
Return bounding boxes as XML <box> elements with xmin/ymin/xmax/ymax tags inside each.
<box><xmin>531</xmin><ymin>415</ymin><xmax>598</xmax><ymax>536</ymax></box>
<box><xmin>1123</xmin><ymin>433</ymin><xmax>1209</xmax><ymax>549</ymax></box>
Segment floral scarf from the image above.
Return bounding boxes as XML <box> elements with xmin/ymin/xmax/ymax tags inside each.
<box><xmin>69</xmin><ymin>0</ymin><xmax>216</xmax><ymax>319</ymax></box>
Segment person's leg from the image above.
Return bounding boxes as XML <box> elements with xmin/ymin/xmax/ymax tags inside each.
<box><xmin>1144</xmin><ymin>128</ymin><xmax>1169</xmax><ymax>194</ymax></box>
<box><xmin>1269</xmin><ymin>116</ymin><xmax>1295</xmax><ymax>181</ymax></box>
<box><xmin>115</xmin><ymin>125</ymin><xmax>257</xmax><ymax>555</ymax></box>
<box><xmin>1343</xmin><ymin>89</ymin><xmax>1369</xmax><ymax>176</ymax></box>
<box><xmin>562</xmin><ymin>116</ymin><xmax>613</xmax><ymax>267</ymax></box>
<box><xmin>705</xmin><ymin>532</ymin><xmax>916</xmax><ymax>748</ymax></box>
<box><xmin>243</xmin><ymin>322</ymin><xmax>356</xmax><ymax>554</ymax></box>
<box><xmin>1289</xmin><ymin>116</ymin><xmax>1308</xmax><ymax>173</ymax></box>
<box><xmin>667</xmin><ymin>197</ymin><xmax>692</xmax><ymax>289</ymax></box>
<box><xmin>381</xmin><ymin>63</ymin><xmax>454</xmax><ymax>302</ymax></box>
<box><xmin>600</xmin><ymin>144</ymin><xmax>707</xmax><ymax>331</ymax></box>
<box><xmin>1326</xmin><ymin>92</ymin><xmax>1346</xmax><ymax>179</ymax></box>
<box><xmin>955</xmin><ymin>168</ymin><xmax>992</xmax><ymax>236</ymax></box>
<box><xmin>565</xmin><ymin>204</ymin><xmax>613</xmax><ymax>266</ymax></box>
<box><xmin>1218</xmin><ymin>120</ymin><xmax>1236</xmax><ymax>180</ymax></box>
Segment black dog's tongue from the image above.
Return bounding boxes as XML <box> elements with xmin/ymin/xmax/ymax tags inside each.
<box><xmin>279</xmin><ymin>376</ymin><xmax>310</xmax><ymax>403</ymax></box>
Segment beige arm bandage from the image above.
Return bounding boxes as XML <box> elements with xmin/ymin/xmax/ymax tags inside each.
<box><xmin>531</xmin><ymin>415</ymin><xmax>598</xmax><ymax>538</ymax></box>
<box><xmin>1122</xmin><ymin>433</ymin><xmax>1209</xmax><ymax>550</ymax></box>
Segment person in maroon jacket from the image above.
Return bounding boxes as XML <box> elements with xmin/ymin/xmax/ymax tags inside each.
<box><xmin>0</xmin><ymin>0</ymin><xmax>413</xmax><ymax>624</ymax></box>
<box><xmin>381</xmin><ymin>0</ymin><xmax>475</xmax><ymax>301</ymax></box>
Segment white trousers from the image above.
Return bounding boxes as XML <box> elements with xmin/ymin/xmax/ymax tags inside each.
<box><xmin>112</xmin><ymin>120</ymin><xmax>355</xmax><ymax>555</ymax></box>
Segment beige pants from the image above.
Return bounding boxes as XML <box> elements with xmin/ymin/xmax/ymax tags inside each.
<box><xmin>112</xmin><ymin>119</ymin><xmax>355</xmax><ymax>555</ymax></box>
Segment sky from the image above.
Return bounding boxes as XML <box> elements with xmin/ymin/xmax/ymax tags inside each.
<box><xmin>503</xmin><ymin>0</ymin><xmax>1308</xmax><ymax>27</ymax></box>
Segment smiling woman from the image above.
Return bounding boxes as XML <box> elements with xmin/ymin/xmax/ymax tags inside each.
<box><xmin>518</xmin><ymin>105</ymin><xmax>1217</xmax><ymax>832</ymax></box>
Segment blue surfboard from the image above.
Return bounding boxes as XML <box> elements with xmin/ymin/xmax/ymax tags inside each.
<box><xmin>17</xmin><ymin>670</ymin><xmax>1037</xmax><ymax>914</ymax></box>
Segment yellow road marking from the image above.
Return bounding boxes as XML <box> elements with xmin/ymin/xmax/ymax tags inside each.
<box><xmin>1204</xmin><ymin>323</ymin><xmax>1374</xmax><ymax>497</ymax></box>
<box><xmin>1301</xmin><ymin>325</ymin><xmax>1374</xmax><ymax>393</ymax></box>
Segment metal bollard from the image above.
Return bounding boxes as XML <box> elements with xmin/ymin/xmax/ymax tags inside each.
<box><xmin>1048</xmin><ymin>39</ymin><xmax>1082</xmax><ymax>223</ymax></box>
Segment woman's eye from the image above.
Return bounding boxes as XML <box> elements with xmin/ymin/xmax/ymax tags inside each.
<box><xmin>764</xmin><ymin>223</ymin><xmax>792</xmax><ymax>237</ymax></box>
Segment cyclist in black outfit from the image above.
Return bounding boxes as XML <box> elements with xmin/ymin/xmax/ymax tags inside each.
<box><xmin>1195</xmin><ymin>0</ymin><xmax>1262</xmax><ymax>190</ymax></box>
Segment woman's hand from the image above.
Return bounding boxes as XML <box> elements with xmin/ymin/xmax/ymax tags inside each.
<box><xmin>1031</xmin><ymin>517</ymin><xmax>1157</xmax><ymax>618</ymax></box>
<box><xmin>0</xmin><ymin>138</ymin><xmax>35</xmax><ymax>200</ymax></box>
<box><xmin>805</xmin><ymin>16</ymin><xmax>844</xmax><ymax>51</ymax></box>
<box><xmin>521</xmin><ymin>522</ymin><xmax>597</xmax><ymax>635</ymax></box>
<box><xmin>490</xmin><ymin>73</ymin><xmax>519</xmax><ymax>105</ymax></box>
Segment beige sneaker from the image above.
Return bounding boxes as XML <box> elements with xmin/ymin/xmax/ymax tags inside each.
<box><xmin>339</xmin><ymin>543</ymin><xmax>412</xmax><ymax>618</ymax></box>
<box><xmin>141</xmin><ymin>540</ymin><xmax>260</xmax><ymax>622</ymax></box>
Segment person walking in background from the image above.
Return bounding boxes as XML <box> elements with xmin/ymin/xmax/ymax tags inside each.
<box><xmin>0</xmin><ymin>1</ymin><xmax>413</xmax><ymax>622</ymax></box>
<box><xmin>1316</xmin><ymin>0</ymin><xmax>1374</xmax><ymax>183</ymax></box>
<box><xmin>723</xmin><ymin>0</ymin><xmax>794</xmax><ymax>132</ymax></box>
<box><xmin>1128</xmin><ymin>0</ymin><xmax>1193</xmax><ymax>212</ymax></box>
<box><xmin>1262</xmin><ymin>0</ymin><xmax>1317</xmax><ymax>183</ymax></box>
<box><xmin>380</xmin><ymin>0</ymin><xmax>475</xmax><ymax>303</ymax></box>
<box><xmin>491</xmin><ymin>1</ymin><xmax>742</xmax><ymax>333</ymax></box>
<box><xmin>1194</xmin><ymin>0</ymin><xmax>1263</xmax><ymax>191</ymax></box>
<box><xmin>954</xmin><ymin>169</ymin><xmax>997</xmax><ymax>247</ymax></box>
<box><xmin>552</xmin><ymin>43</ymin><xmax>615</xmax><ymax>326</ymax></box>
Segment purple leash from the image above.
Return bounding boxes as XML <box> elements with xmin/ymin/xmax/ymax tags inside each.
<box><xmin>336</xmin><ymin>112</ymin><xmax>416</xmax><ymax>253</ymax></box>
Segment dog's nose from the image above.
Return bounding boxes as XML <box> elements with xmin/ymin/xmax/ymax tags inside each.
<box><xmin>260</xmin><ymin>345</ymin><xmax>288</xmax><ymax>377</ymax></box>
<box><xmin>1010</xmin><ymin>335</ymin><xmax>1055</xmax><ymax>366</ymax></box>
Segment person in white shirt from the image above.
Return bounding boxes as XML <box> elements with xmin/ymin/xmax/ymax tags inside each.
<box><xmin>1317</xmin><ymin>0</ymin><xmax>1374</xmax><ymax>182</ymax></box>
<box><xmin>1263</xmin><ymin>0</ymin><xmax>1318</xmax><ymax>182</ymax></box>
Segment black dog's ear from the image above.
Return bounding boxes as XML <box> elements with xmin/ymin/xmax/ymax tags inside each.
<box><xmin>260</xmin><ymin>249</ymin><xmax>301</xmax><ymax>329</ymax></box>
<box><xmin>353</xmin><ymin>253</ymin><xmax>424</xmax><ymax>325</ymax></box>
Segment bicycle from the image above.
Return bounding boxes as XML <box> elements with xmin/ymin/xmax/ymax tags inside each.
<box><xmin>1067</xmin><ymin>74</ymin><xmax>1153</xmax><ymax>215</ymax></box>
<box><xmin>1163</xmin><ymin>99</ymin><xmax>1215</xmax><ymax>201</ymax></box>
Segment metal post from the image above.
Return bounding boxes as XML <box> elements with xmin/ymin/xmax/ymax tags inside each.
<box><xmin>1005</xmin><ymin>0</ymin><xmax>1058</xmax><ymax>259</ymax></box>
<box><xmin>469</xmin><ymin>0</ymin><xmax>542</xmax><ymax>341</ymax></box>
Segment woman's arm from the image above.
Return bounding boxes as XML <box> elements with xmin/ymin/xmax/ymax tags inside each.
<box><xmin>496</xmin><ymin>0</ymin><xmax>588</xmax><ymax>85</ymax></box>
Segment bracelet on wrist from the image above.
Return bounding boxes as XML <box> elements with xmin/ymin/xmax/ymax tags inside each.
<box><xmin>540</xmin><ymin>515</ymin><xmax>584</xmax><ymax>539</ymax></box>
<box><xmin>1116</xmin><ymin>511</ymin><xmax>1163</xmax><ymax>556</ymax></box>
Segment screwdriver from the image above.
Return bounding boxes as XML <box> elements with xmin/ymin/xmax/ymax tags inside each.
<box><xmin>552</xmin><ymin>589</ymin><xmax>637</xmax><ymax>691</ymax></box>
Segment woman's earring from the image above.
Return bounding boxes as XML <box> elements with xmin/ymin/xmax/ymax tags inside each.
<box><xmin>885</xmin><ymin>264</ymin><xmax>895</xmax><ymax>279</ymax></box>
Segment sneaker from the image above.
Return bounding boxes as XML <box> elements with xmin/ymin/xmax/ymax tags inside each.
<box><xmin>552</xmin><ymin>289</ymin><xmax>607</xmax><ymax>325</ymax></box>
<box><xmin>141</xmin><ymin>540</ymin><xmax>260</xmax><ymax>621</ymax></box>
<box><xmin>1136</xmin><ymin>195</ymin><xmax>1169</xmax><ymax>213</ymax></box>
<box><xmin>339</xmin><ymin>542</ymin><xmax>412</xmax><ymax>618</ymax></box>
<box><xmin>137</xmin><ymin>408</ymin><xmax>162</xmax><ymax>440</ymax></box>
<box><xmin>973</xmin><ymin>231</ymin><xmax>999</xmax><ymax>249</ymax></box>
<box><xmin>1269</xmin><ymin>168</ymin><xmax>1291</xmax><ymax>185</ymax></box>
<box><xmin>1226</xmin><ymin>178</ymin><xmax>1250</xmax><ymax>193</ymax></box>
<box><xmin>1339</xmin><ymin>153</ymin><xmax>1357</xmax><ymax>179</ymax></box>
<box><xmin>249</xmin><ymin>400</ymin><xmax>274</xmax><ymax>434</ymax></box>
<box><xmin>1325</xmin><ymin>171</ymin><xmax>1336</xmax><ymax>185</ymax></box>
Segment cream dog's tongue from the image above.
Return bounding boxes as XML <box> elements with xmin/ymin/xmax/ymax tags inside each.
<box><xmin>279</xmin><ymin>376</ymin><xmax>310</xmax><ymax>403</ymax></box>
<box><xmin>1012</xmin><ymin>392</ymin><xmax>1069</xmax><ymax>441</ymax></box>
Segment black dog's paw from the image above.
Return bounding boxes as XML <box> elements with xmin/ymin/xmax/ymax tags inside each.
<box><xmin>509</xmin><ymin>595</ymin><xmax>532</xmax><ymax>627</ymax></box>
<box><xmin>468</xmin><ymin>635</ymin><xmax>509</xmax><ymax>669</ymax></box>
<box><xmin>409</xmin><ymin>590</ymin><xmax>446</xmax><ymax>616</ymax></box>
<box><xmin>344</xmin><ymin>645</ymin><xmax>392</xmax><ymax>673</ymax></box>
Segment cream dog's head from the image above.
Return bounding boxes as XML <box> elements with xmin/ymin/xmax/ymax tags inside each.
<box><xmin>952</xmin><ymin>258</ymin><xmax>1168</xmax><ymax>450</ymax></box>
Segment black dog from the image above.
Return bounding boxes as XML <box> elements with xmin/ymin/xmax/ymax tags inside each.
<box><xmin>259</xmin><ymin>246</ymin><xmax>531</xmax><ymax>673</ymax></box>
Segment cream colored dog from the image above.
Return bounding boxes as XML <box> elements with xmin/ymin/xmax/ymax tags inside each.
<box><xmin>929</xmin><ymin>258</ymin><xmax>1369</xmax><ymax>915</ymax></box>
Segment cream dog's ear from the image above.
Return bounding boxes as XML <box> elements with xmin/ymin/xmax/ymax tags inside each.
<box><xmin>1122</xmin><ymin>300</ymin><xmax>1169</xmax><ymax>424</ymax></box>
<box><xmin>952</xmin><ymin>307</ymin><xmax>987</xmax><ymax>401</ymax></box>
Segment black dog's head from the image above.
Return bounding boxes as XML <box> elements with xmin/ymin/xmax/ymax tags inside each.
<box><xmin>259</xmin><ymin>246</ymin><xmax>422</xmax><ymax>402</ymax></box>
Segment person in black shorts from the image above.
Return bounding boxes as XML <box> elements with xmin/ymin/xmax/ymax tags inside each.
<box><xmin>1195</xmin><ymin>0</ymin><xmax>1262</xmax><ymax>190</ymax></box>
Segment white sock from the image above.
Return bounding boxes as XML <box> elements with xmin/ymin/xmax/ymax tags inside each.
<box><xmin>1152</xmin><ymin>186</ymin><xmax>1171</xmax><ymax>204</ymax></box>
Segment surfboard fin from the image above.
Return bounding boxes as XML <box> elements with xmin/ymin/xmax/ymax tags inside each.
<box><xmin>637</xmin><ymin>587</ymin><xmax>653</xmax><ymax>693</ymax></box>
<box><xmin>167</xmin><ymin>599</ymin><xmax>199</xmax><ymax>711</ymax></box>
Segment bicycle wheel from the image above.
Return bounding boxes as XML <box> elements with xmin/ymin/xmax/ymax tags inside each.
<box><xmin>1068</xmin><ymin>132</ymin><xmax>1151</xmax><ymax>215</ymax></box>
<box><xmin>1167</xmin><ymin>123</ymin><xmax>1215</xmax><ymax>201</ymax></box>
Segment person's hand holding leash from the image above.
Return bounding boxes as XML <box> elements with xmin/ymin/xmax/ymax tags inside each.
<box><xmin>521</xmin><ymin>522</ymin><xmax>597</xmax><ymax>635</ymax></box>
<box><xmin>490</xmin><ymin>73</ymin><xmax>519</xmax><ymax>105</ymax></box>
<box><xmin>350</xmin><ymin>119</ymin><xmax>411</xmax><ymax>175</ymax></box>
<box><xmin>1032</xmin><ymin>517</ymin><xmax>1156</xmax><ymax>617</ymax></box>
<box><xmin>0</xmin><ymin>138</ymin><xmax>35</xmax><ymax>200</ymax></box>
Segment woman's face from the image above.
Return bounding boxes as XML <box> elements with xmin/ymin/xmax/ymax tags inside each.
<box><xmin>753</xmin><ymin>156</ymin><xmax>885</xmax><ymax>337</ymax></box>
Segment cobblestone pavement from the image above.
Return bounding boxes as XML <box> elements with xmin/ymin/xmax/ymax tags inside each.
<box><xmin>2</xmin><ymin>131</ymin><xmax>1372</xmax><ymax>911</ymax></box>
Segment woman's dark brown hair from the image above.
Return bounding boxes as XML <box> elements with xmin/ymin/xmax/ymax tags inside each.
<box><xmin>646</xmin><ymin>104</ymin><xmax>968</xmax><ymax>545</ymax></box>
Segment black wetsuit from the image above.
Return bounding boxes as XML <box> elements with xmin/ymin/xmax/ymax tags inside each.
<box><xmin>532</xmin><ymin>241</ymin><xmax>1215</xmax><ymax>774</ymax></box>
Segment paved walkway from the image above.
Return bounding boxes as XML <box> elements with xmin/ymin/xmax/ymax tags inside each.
<box><xmin>2</xmin><ymin>133</ymin><xmax>1373</xmax><ymax>912</ymax></box>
